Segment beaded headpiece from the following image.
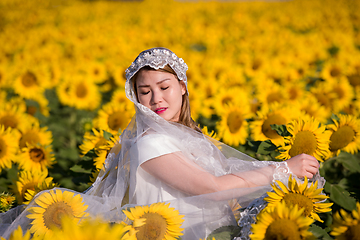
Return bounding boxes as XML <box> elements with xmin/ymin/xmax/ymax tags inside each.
<box><xmin>125</xmin><ymin>48</ymin><xmax>188</xmax><ymax>88</ymax></box>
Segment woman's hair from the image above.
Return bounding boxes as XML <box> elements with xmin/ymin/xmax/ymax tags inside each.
<box><xmin>131</xmin><ymin>65</ymin><xmax>201</xmax><ymax>132</ymax></box>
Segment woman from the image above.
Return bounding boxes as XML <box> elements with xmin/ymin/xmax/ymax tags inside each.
<box><xmin>1</xmin><ymin>47</ymin><xmax>320</xmax><ymax>239</ymax></box>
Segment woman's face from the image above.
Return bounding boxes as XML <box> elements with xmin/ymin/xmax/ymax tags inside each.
<box><xmin>136</xmin><ymin>69</ymin><xmax>186</xmax><ymax>122</ymax></box>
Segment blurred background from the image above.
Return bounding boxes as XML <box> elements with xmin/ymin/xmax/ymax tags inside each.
<box><xmin>0</xmin><ymin>0</ymin><xmax>360</xmax><ymax>236</ymax></box>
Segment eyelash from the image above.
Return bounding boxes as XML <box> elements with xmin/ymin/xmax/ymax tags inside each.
<box><xmin>140</xmin><ymin>87</ymin><xmax>169</xmax><ymax>95</ymax></box>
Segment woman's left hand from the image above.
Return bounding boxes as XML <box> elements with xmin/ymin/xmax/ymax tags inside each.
<box><xmin>285</xmin><ymin>153</ymin><xmax>320</xmax><ymax>179</ymax></box>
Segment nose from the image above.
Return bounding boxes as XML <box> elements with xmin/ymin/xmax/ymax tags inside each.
<box><xmin>150</xmin><ymin>90</ymin><xmax>162</xmax><ymax>105</ymax></box>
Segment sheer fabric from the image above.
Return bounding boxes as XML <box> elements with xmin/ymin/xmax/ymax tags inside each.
<box><xmin>0</xmin><ymin>48</ymin><xmax>324</xmax><ymax>239</ymax></box>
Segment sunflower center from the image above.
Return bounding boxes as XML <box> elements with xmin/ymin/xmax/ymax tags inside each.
<box><xmin>267</xmin><ymin>92</ymin><xmax>282</xmax><ymax>104</ymax></box>
<box><xmin>20</xmin><ymin>132</ymin><xmax>41</xmax><ymax>149</ymax></box>
<box><xmin>75</xmin><ymin>83</ymin><xmax>88</xmax><ymax>98</ymax></box>
<box><xmin>262</xmin><ymin>114</ymin><xmax>287</xmax><ymax>139</ymax></box>
<box><xmin>265</xmin><ymin>218</ymin><xmax>301</xmax><ymax>240</ymax></box>
<box><xmin>283</xmin><ymin>193</ymin><xmax>314</xmax><ymax>217</ymax></box>
<box><xmin>95</xmin><ymin>138</ymin><xmax>107</xmax><ymax>149</ymax></box>
<box><xmin>226</xmin><ymin>111</ymin><xmax>244</xmax><ymax>133</ymax></box>
<box><xmin>43</xmin><ymin>201</ymin><xmax>74</xmax><ymax>230</ymax></box>
<box><xmin>314</xmin><ymin>93</ymin><xmax>331</xmax><ymax>108</ymax></box>
<box><xmin>21</xmin><ymin>71</ymin><xmax>38</xmax><ymax>87</ymax></box>
<box><xmin>252</xmin><ymin>59</ymin><xmax>262</xmax><ymax>71</ymax></box>
<box><xmin>136</xmin><ymin>212</ymin><xmax>167</xmax><ymax>240</ymax></box>
<box><xmin>29</xmin><ymin>148</ymin><xmax>45</xmax><ymax>162</ymax></box>
<box><xmin>330</xmin><ymin>67</ymin><xmax>341</xmax><ymax>77</ymax></box>
<box><xmin>347</xmin><ymin>74</ymin><xmax>360</xmax><ymax>87</ymax></box>
<box><xmin>289</xmin><ymin>131</ymin><xmax>317</xmax><ymax>157</ymax></box>
<box><xmin>222</xmin><ymin>96</ymin><xmax>233</xmax><ymax>106</ymax></box>
<box><xmin>0</xmin><ymin>115</ymin><xmax>19</xmax><ymax>130</ymax></box>
<box><xmin>0</xmin><ymin>138</ymin><xmax>6</xmax><ymax>158</ymax></box>
<box><xmin>107</xmin><ymin>111</ymin><xmax>125</xmax><ymax>132</ymax></box>
<box><xmin>329</xmin><ymin>125</ymin><xmax>355</xmax><ymax>151</ymax></box>
<box><xmin>21</xmin><ymin>182</ymin><xmax>36</xmax><ymax>201</ymax></box>
<box><xmin>333</xmin><ymin>86</ymin><xmax>344</xmax><ymax>99</ymax></box>
<box><xmin>344</xmin><ymin>222</ymin><xmax>360</xmax><ymax>239</ymax></box>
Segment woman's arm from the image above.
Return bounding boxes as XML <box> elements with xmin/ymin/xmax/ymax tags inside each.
<box><xmin>141</xmin><ymin>152</ymin><xmax>320</xmax><ymax>196</ymax></box>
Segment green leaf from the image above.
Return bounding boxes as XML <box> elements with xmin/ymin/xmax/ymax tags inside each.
<box><xmin>207</xmin><ymin>225</ymin><xmax>241</xmax><ymax>240</ymax></box>
<box><xmin>70</xmin><ymin>164</ymin><xmax>92</xmax><ymax>174</ymax></box>
<box><xmin>103</xmin><ymin>130</ymin><xmax>113</xmax><ymax>140</ymax></box>
<box><xmin>335</xmin><ymin>152</ymin><xmax>360</xmax><ymax>173</ymax></box>
<box><xmin>325</xmin><ymin>182</ymin><xmax>357</xmax><ymax>211</ymax></box>
<box><xmin>256</xmin><ymin>140</ymin><xmax>278</xmax><ymax>155</ymax></box>
<box><xmin>270</xmin><ymin>124</ymin><xmax>290</xmax><ymax>137</ymax></box>
<box><xmin>309</xmin><ymin>224</ymin><xmax>332</xmax><ymax>240</ymax></box>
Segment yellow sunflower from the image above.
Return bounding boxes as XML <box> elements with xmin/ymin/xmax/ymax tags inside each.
<box><xmin>0</xmin><ymin>192</ymin><xmax>15</xmax><ymax>213</ymax></box>
<box><xmin>109</xmin><ymin>88</ymin><xmax>134</xmax><ymax>111</ymax></box>
<box><xmin>10</xmin><ymin>169</ymin><xmax>56</xmax><ymax>204</ymax></box>
<box><xmin>18</xmin><ymin>144</ymin><xmax>56</xmax><ymax>172</ymax></box>
<box><xmin>50</xmin><ymin>216</ymin><xmax>135</xmax><ymax>240</ymax></box>
<box><xmin>0</xmin><ymin>102</ymin><xmax>34</xmax><ymax>133</ymax></box>
<box><xmin>327</xmin><ymin>114</ymin><xmax>360</xmax><ymax>156</ymax></box>
<box><xmin>292</xmin><ymin>94</ymin><xmax>330</xmax><ymax>124</ymax></box>
<box><xmin>329</xmin><ymin>77</ymin><xmax>355</xmax><ymax>113</ymax></box>
<box><xmin>19</xmin><ymin>125</ymin><xmax>53</xmax><ymax>150</ymax></box>
<box><xmin>0</xmin><ymin>226</ymin><xmax>33</xmax><ymax>240</ymax></box>
<box><xmin>26</xmin><ymin>189</ymin><xmax>89</xmax><ymax>238</ymax></box>
<box><xmin>264</xmin><ymin>175</ymin><xmax>333</xmax><ymax>222</ymax></box>
<box><xmin>330</xmin><ymin>202</ymin><xmax>360</xmax><ymax>239</ymax></box>
<box><xmin>122</xmin><ymin>202</ymin><xmax>185</xmax><ymax>240</ymax></box>
<box><xmin>79</xmin><ymin>128</ymin><xmax>120</xmax><ymax>169</ymax></box>
<box><xmin>249</xmin><ymin>103</ymin><xmax>300</xmax><ymax>146</ymax></box>
<box><xmin>250</xmin><ymin>201</ymin><xmax>315</xmax><ymax>240</ymax></box>
<box><xmin>276</xmin><ymin>117</ymin><xmax>331</xmax><ymax>161</ymax></box>
<box><xmin>56</xmin><ymin>78</ymin><xmax>73</xmax><ymax>107</ymax></box>
<box><xmin>13</xmin><ymin>68</ymin><xmax>46</xmax><ymax>99</ymax></box>
<box><xmin>93</xmin><ymin>102</ymin><xmax>134</xmax><ymax>135</ymax></box>
<box><xmin>216</xmin><ymin>103</ymin><xmax>252</xmax><ymax>146</ymax></box>
<box><xmin>67</xmin><ymin>76</ymin><xmax>102</xmax><ymax>111</ymax></box>
<box><xmin>0</xmin><ymin>125</ymin><xmax>20</xmax><ymax>172</ymax></box>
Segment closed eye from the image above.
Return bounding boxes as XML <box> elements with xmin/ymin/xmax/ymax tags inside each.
<box><xmin>161</xmin><ymin>86</ymin><xmax>169</xmax><ymax>90</ymax></box>
<box><xmin>141</xmin><ymin>91</ymin><xmax>150</xmax><ymax>95</ymax></box>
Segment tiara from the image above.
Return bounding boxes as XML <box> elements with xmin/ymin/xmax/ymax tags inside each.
<box><xmin>125</xmin><ymin>48</ymin><xmax>188</xmax><ymax>87</ymax></box>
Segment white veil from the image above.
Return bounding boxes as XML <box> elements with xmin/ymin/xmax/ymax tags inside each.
<box><xmin>0</xmin><ymin>48</ymin><xmax>323</xmax><ymax>239</ymax></box>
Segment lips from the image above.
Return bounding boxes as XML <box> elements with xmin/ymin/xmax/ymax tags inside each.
<box><xmin>154</xmin><ymin>107</ymin><xmax>167</xmax><ymax>114</ymax></box>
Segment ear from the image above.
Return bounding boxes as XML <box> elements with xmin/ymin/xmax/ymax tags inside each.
<box><xmin>180</xmin><ymin>81</ymin><xmax>186</xmax><ymax>95</ymax></box>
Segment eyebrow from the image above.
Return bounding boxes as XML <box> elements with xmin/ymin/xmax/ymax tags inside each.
<box><xmin>137</xmin><ymin>78</ymin><xmax>171</xmax><ymax>88</ymax></box>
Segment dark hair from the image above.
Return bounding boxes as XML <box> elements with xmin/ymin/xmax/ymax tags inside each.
<box><xmin>131</xmin><ymin>65</ymin><xmax>201</xmax><ymax>132</ymax></box>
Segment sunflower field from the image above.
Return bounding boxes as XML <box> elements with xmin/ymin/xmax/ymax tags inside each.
<box><xmin>1</xmin><ymin>0</ymin><xmax>360</xmax><ymax>239</ymax></box>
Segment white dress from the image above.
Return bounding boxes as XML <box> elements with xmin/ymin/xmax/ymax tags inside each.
<box><xmin>128</xmin><ymin>133</ymin><xmax>238</xmax><ymax>237</ymax></box>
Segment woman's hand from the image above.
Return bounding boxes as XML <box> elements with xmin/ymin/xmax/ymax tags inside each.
<box><xmin>285</xmin><ymin>153</ymin><xmax>320</xmax><ymax>179</ymax></box>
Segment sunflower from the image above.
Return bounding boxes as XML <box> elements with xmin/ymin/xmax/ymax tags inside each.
<box><xmin>250</xmin><ymin>201</ymin><xmax>315</xmax><ymax>240</ymax></box>
<box><xmin>67</xmin><ymin>76</ymin><xmax>102</xmax><ymax>111</ymax></box>
<box><xmin>330</xmin><ymin>202</ymin><xmax>360</xmax><ymax>239</ymax></box>
<box><xmin>0</xmin><ymin>226</ymin><xmax>33</xmax><ymax>240</ymax></box>
<box><xmin>293</xmin><ymin>94</ymin><xmax>330</xmax><ymax>124</ymax></box>
<box><xmin>56</xmin><ymin>78</ymin><xmax>73</xmax><ymax>107</ymax></box>
<box><xmin>0</xmin><ymin>125</ymin><xmax>20</xmax><ymax>172</ymax></box>
<box><xmin>328</xmin><ymin>77</ymin><xmax>355</xmax><ymax>113</ymax></box>
<box><xmin>50</xmin><ymin>216</ymin><xmax>135</xmax><ymax>240</ymax></box>
<box><xmin>26</xmin><ymin>189</ymin><xmax>89</xmax><ymax>238</ymax></box>
<box><xmin>83</xmin><ymin>61</ymin><xmax>108</xmax><ymax>84</ymax></box>
<box><xmin>79</xmin><ymin>128</ymin><xmax>120</xmax><ymax>169</ymax></box>
<box><xmin>19</xmin><ymin>125</ymin><xmax>53</xmax><ymax>150</ymax></box>
<box><xmin>11</xmin><ymin>169</ymin><xmax>56</xmax><ymax>204</ymax></box>
<box><xmin>18</xmin><ymin>144</ymin><xmax>56</xmax><ymax>172</ymax></box>
<box><xmin>253</xmin><ymin>78</ymin><xmax>289</xmax><ymax>107</ymax></box>
<box><xmin>0</xmin><ymin>192</ymin><xmax>15</xmax><ymax>213</ymax></box>
<box><xmin>249</xmin><ymin>103</ymin><xmax>300</xmax><ymax>146</ymax></box>
<box><xmin>122</xmin><ymin>202</ymin><xmax>185</xmax><ymax>240</ymax></box>
<box><xmin>0</xmin><ymin>102</ymin><xmax>34</xmax><ymax>133</ymax></box>
<box><xmin>216</xmin><ymin>103</ymin><xmax>252</xmax><ymax>146</ymax></box>
<box><xmin>13</xmin><ymin>68</ymin><xmax>46</xmax><ymax>99</ymax></box>
<box><xmin>109</xmin><ymin>88</ymin><xmax>134</xmax><ymax>110</ymax></box>
<box><xmin>264</xmin><ymin>175</ymin><xmax>333</xmax><ymax>222</ymax></box>
<box><xmin>276</xmin><ymin>117</ymin><xmax>331</xmax><ymax>161</ymax></box>
<box><xmin>93</xmin><ymin>102</ymin><xmax>134</xmax><ymax>135</ymax></box>
<box><xmin>327</xmin><ymin>114</ymin><xmax>360</xmax><ymax>156</ymax></box>
<box><xmin>211</xmin><ymin>87</ymin><xmax>249</xmax><ymax>115</ymax></box>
